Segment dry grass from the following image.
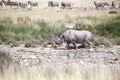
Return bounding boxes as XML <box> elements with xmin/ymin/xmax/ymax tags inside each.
<box><xmin>0</xmin><ymin>50</ymin><xmax>120</xmax><ymax>80</ymax></box>
<box><xmin>0</xmin><ymin>63</ymin><xmax>120</xmax><ymax>80</ymax></box>
<box><xmin>0</xmin><ymin>7</ymin><xmax>118</xmax><ymax>31</ymax></box>
<box><xmin>0</xmin><ymin>0</ymin><xmax>117</xmax><ymax>25</ymax></box>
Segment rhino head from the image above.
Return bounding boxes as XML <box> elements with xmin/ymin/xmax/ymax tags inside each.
<box><xmin>54</xmin><ymin>36</ymin><xmax>63</xmax><ymax>45</ymax></box>
<box><xmin>49</xmin><ymin>36</ymin><xmax>63</xmax><ymax>47</ymax></box>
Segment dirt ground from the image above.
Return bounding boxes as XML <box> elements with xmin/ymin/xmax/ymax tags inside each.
<box><xmin>0</xmin><ymin>44</ymin><xmax>120</xmax><ymax>66</ymax></box>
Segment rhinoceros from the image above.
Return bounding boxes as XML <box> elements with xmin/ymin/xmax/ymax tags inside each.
<box><xmin>57</xmin><ymin>30</ymin><xmax>93</xmax><ymax>49</ymax></box>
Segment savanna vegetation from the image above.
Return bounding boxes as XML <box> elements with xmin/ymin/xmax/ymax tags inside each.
<box><xmin>0</xmin><ymin>0</ymin><xmax>120</xmax><ymax>80</ymax></box>
<box><xmin>0</xmin><ymin>21</ymin><xmax>67</xmax><ymax>47</ymax></box>
<box><xmin>0</xmin><ymin>15</ymin><xmax>120</xmax><ymax>47</ymax></box>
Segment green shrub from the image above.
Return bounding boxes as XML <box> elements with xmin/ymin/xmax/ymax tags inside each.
<box><xmin>25</xmin><ymin>42</ymin><xmax>32</xmax><ymax>47</ymax></box>
<box><xmin>74</xmin><ymin>22</ymin><xmax>95</xmax><ymax>32</ymax></box>
<box><xmin>96</xmin><ymin>23</ymin><xmax>120</xmax><ymax>37</ymax></box>
<box><xmin>95</xmin><ymin>16</ymin><xmax>120</xmax><ymax>45</ymax></box>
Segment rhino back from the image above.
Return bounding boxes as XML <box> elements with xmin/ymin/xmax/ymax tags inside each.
<box><xmin>83</xmin><ymin>30</ymin><xmax>93</xmax><ymax>41</ymax></box>
<box><xmin>62</xmin><ymin>30</ymin><xmax>88</xmax><ymax>43</ymax></box>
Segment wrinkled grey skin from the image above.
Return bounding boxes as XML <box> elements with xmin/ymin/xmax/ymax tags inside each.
<box><xmin>54</xmin><ymin>37</ymin><xmax>63</xmax><ymax>45</ymax></box>
<box><xmin>49</xmin><ymin>36</ymin><xmax>63</xmax><ymax>48</ymax></box>
<box><xmin>58</xmin><ymin>30</ymin><xmax>93</xmax><ymax>49</ymax></box>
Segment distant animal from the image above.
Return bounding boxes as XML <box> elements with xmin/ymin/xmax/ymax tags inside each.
<box><xmin>57</xmin><ymin>30</ymin><xmax>93</xmax><ymax>49</ymax></box>
<box><xmin>94</xmin><ymin>1</ymin><xmax>104</xmax><ymax>9</ymax></box>
<box><xmin>111</xmin><ymin>1</ymin><xmax>115</xmax><ymax>8</ymax></box>
<box><xmin>0</xmin><ymin>1</ymin><xmax>3</xmax><ymax>7</ymax></box>
<box><xmin>0</xmin><ymin>0</ymin><xmax>5</xmax><ymax>7</ymax></box>
<box><xmin>61</xmin><ymin>2</ymin><xmax>72</xmax><ymax>9</ymax></box>
<box><xmin>48</xmin><ymin>1</ymin><xmax>59</xmax><ymax>7</ymax></box>
<box><xmin>19</xmin><ymin>2</ymin><xmax>27</xmax><ymax>8</ymax></box>
<box><xmin>5</xmin><ymin>0</ymin><xmax>19</xmax><ymax>7</ymax></box>
<box><xmin>28</xmin><ymin>1</ymin><xmax>38</xmax><ymax>7</ymax></box>
<box><xmin>4</xmin><ymin>0</ymin><xmax>12</xmax><ymax>7</ymax></box>
<box><xmin>11</xmin><ymin>2</ymin><xmax>19</xmax><ymax>6</ymax></box>
<box><xmin>102</xmin><ymin>2</ymin><xmax>109</xmax><ymax>6</ymax></box>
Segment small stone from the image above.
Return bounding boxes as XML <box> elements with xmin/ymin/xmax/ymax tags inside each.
<box><xmin>65</xmin><ymin>26</ymin><xmax>74</xmax><ymax>29</ymax></box>
<box><xmin>20</xmin><ymin>55</ymin><xmax>40</xmax><ymax>66</ymax></box>
<box><xmin>114</xmin><ymin>58</ymin><xmax>119</xmax><ymax>61</ymax></box>
<box><xmin>68</xmin><ymin>53</ymin><xmax>75</xmax><ymax>59</ymax></box>
<box><xmin>80</xmin><ymin>61</ymin><xmax>84</xmax><ymax>65</ymax></box>
<box><xmin>47</xmin><ymin>45</ymin><xmax>52</xmax><ymax>47</ymax></box>
<box><xmin>88</xmin><ymin>48</ymin><xmax>94</xmax><ymax>52</ymax></box>
<box><xmin>59</xmin><ymin>54</ymin><xmax>68</xmax><ymax>59</ymax></box>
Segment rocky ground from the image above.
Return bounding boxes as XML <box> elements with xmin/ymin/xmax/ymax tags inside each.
<box><xmin>0</xmin><ymin>44</ymin><xmax>120</xmax><ymax>66</ymax></box>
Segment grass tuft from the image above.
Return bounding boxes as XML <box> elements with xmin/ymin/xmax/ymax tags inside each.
<box><xmin>0</xmin><ymin>51</ymin><xmax>12</xmax><ymax>73</ymax></box>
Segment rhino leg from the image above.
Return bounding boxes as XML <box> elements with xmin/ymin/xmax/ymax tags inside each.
<box><xmin>72</xmin><ymin>41</ymin><xmax>78</xmax><ymax>50</ymax></box>
<box><xmin>86</xmin><ymin>40</ymin><xmax>93</xmax><ymax>49</ymax></box>
<box><xmin>66</xmin><ymin>41</ymin><xmax>74</xmax><ymax>49</ymax></box>
<box><xmin>66</xmin><ymin>42</ymin><xmax>70</xmax><ymax>49</ymax></box>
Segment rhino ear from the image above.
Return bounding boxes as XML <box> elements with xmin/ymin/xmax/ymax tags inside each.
<box><xmin>58</xmin><ymin>34</ymin><xmax>61</xmax><ymax>38</ymax></box>
<box><xmin>60</xmin><ymin>35</ymin><xmax>65</xmax><ymax>39</ymax></box>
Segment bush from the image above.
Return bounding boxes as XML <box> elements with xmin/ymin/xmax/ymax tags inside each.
<box><xmin>96</xmin><ymin>22</ymin><xmax>120</xmax><ymax>37</ymax></box>
<box><xmin>74</xmin><ymin>23</ymin><xmax>93</xmax><ymax>31</ymax></box>
<box><xmin>95</xmin><ymin>17</ymin><xmax>120</xmax><ymax>45</ymax></box>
